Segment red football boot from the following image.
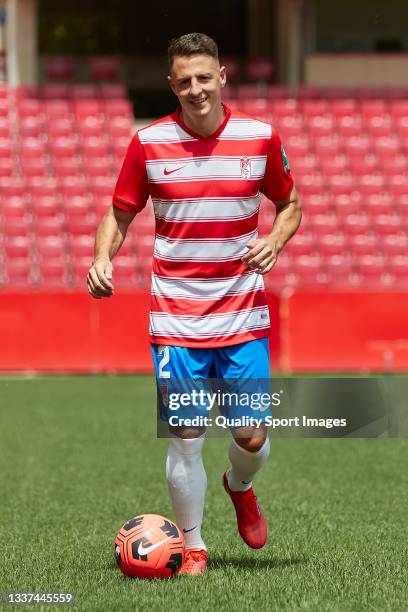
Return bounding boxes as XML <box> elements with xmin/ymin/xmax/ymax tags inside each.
<box><xmin>223</xmin><ymin>471</ymin><xmax>267</xmax><ymax>549</ymax></box>
<box><xmin>179</xmin><ymin>549</ymin><xmax>208</xmax><ymax>576</ymax></box>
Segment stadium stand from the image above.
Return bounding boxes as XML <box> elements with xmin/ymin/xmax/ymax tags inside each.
<box><xmin>0</xmin><ymin>85</ymin><xmax>407</xmax><ymax>291</ymax></box>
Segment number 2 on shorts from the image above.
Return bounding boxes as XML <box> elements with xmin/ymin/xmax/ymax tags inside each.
<box><xmin>158</xmin><ymin>345</ymin><xmax>170</xmax><ymax>378</ymax></box>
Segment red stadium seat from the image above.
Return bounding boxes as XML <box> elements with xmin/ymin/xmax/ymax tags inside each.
<box><xmin>325</xmin><ymin>255</ymin><xmax>354</xmax><ymax>285</ymax></box>
<box><xmin>46</xmin><ymin>118</ymin><xmax>73</xmax><ymax>139</ymax></box>
<box><xmin>66</xmin><ymin>214</ymin><xmax>96</xmax><ymax>236</ymax></box>
<box><xmin>19</xmin><ymin>116</ymin><xmax>43</xmax><ymax>138</ymax></box>
<box><xmin>0</xmin><ymin>117</ymin><xmax>10</xmax><ymax>138</ymax></box>
<box><xmin>355</xmin><ymin>173</ymin><xmax>385</xmax><ymax>195</ymax></box>
<box><xmin>104</xmin><ymin>99</ymin><xmax>133</xmax><ymax>118</ymax></box>
<box><xmin>343</xmin><ymin>213</ymin><xmax>372</xmax><ymax>236</ymax></box>
<box><xmin>389</xmin><ymin>100</ymin><xmax>408</xmax><ymax>118</ymax></box>
<box><xmin>355</xmin><ymin>254</ymin><xmax>386</xmax><ymax>285</ymax></box>
<box><xmin>329</xmin><ymin>99</ymin><xmax>358</xmax><ymax>116</ymax></box>
<box><xmin>388</xmin><ymin>256</ymin><xmax>408</xmax><ymax>282</ymax></box>
<box><xmin>299</xmin><ymin>193</ymin><xmax>331</xmax><ymax>215</ymax></box>
<box><xmin>343</xmin><ymin>135</ymin><xmax>370</xmax><ymax>157</ymax></box>
<box><xmin>107</xmin><ymin>116</ymin><xmax>132</xmax><ymax>139</ymax></box>
<box><xmin>45</xmin><ymin>56</ymin><xmax>75</xmax><ymax>80</ymax></box>
<box><xmin>99</xmin><ymin>84</ymin><xmax>127</xmax><ymax>99</ymax></box>
<box><xmin>0</xmin><ymin>178</ymin><xmax>26</xmax><ymax>198</ymax></box>
<box><xmin>349</xmin><ymin>234</ymin><xmax>377</xmax><ymax>256</ymax></box>
<box><xmin>0</xmin><ymin>137</ymin><xmax>13</xmax><ymax>158</ymax></box>
<box><xmin>373</xmin><ymin>214</ymin><xmax>403</xmax><ymax>237</ymax></box>
<box><xmin>0</xmin><ymin>158</ymin><xmax>14</xmax><ymax>177</ymax></box>
<box><xmin>244</xmin><ymin>57</ymin><xmax>274</xmax><ymax>82</ymax></box>
<box><xmin>3</xmin><ymin>257</ymin><xmax>34</xmax><ymax>287</ymax></box>
<box><xmin>327</xmin><ymin>173</ymin><xmax>355</xmax><ymax>195</ymax></box>
<box><xmin>38</xmin><ymin>257</ymin><xmax>69</xmax><ymax>287</ymax></box>
<box><xmin>88</xmin><ymin>56</ymin><xmax>120</xmax><ymax>81</ymax></box>
<box><xmin>301</xmin><ymin>100</ymin><xmax>328</xmax><ymax>116</ymax></box>
<box><xmin>383</xmin><ymin>235</ymin><xmax>408</xmax><ymax>256</ymax></box>
<box><xmin>336</xmin><ymin>114</ymin><xmax>364</xmax><ymax>137</ymax></box>
<box><xmin>313</xmin><ymin>135</ymin><xmax>340</xmax><ymax>156</ymax></box>
<box><xmin>81</xmin><ymin>137</ymin><xmax>109</xmax><ymax>158</ymax></box>
<box><xmin>270</xmin><ymin>99</ymin><xmax>299</xmax><ymax>117</ymax></box>
<box><xmin>364</xmin><ymin>193</ymin><xmax>392</xmax><ymax>216</ymax></box>
<box><xmin>348</xmin><ymin>155</ymin><xmax>378</xmax><ymax>175</ymax></box>
<box><xmin>20</xmin><ymin>137</ymin><xmax>46</xmax><ymax>158</ymax></box>
<box><xmin>373</xmin><ymin>136</ymin><xmax>400</xmax><ymax>157</ymax></box>
<box><xmin>29</xmin><ymin>177</ymin><xmax>59</xmax><ymax>199</ymax></box>
<box><xmin>71</xmin><ymin>85</ymin><xmax>99</xmax><ymax>100</ymax></box>
<box><xmin>285</xmin><ymin>233</ymin><xmax>315</xmax><ymax>257</ymax></box>
<box><xmin>69</xmin><ymin>235</ymin><xmax>94</xmax><ymax>258</ymax></box>
<box><xmin>49</xmin><ymin>136</ymin><xmax>78</xmax><ymax>158</ymax></box>
<box><xmin>76</xmin><ymin>116</ymin><xmax>104</xmax><ymax>138</ymax></box>
<box><xmin>333</xmin><ymin>193</ymin><xmax>362</xmax><ymax>218</ymax></box>
<box><xmin>1</xmin><ymin>195</ymin><xmax>29</xmax><ymax>220</ymax></box>
<box><xmin>295</xmin><ymin>173</ymin><xmax>324</xmax><ymax>195</ymax></box>
<box><xmin>317</xmin><ymin>233</ymin><xmax>347</xmax><ymax>256</ymax></box>
<box><xmin>16</xmin><ymin>99</ymin><xmax>42</xmax><ymax>117</ymax></box>
<box><xmin>35</xmin><ymin>235</ymin><xmax>66</xmax><ymax>258</ymax></box>
<box><xmin>310</xmin><ymin>214</ymin><xmax>339</xmax><ymax>236</ymax></box>
<box><xmin>4</xmin><ymin>236</ymin><xmax>31</xmax><ymax>258</ymax></box>
<box><xmin>4</xmin><ymin>218</ymin><xmax>31</xmax><ymax>238</ymax></box>
<box><xmin>319</xmin><ymin>154</ymin><xmax>348</xmax><ymax>174</ymax></box>
<box><xmin>386</xmin><ymin>174</ymin><xmax>408</xmax><ymax>195</ymax></box>
<box><xmin>360</xmin><ymin>99</ymin><xmax>388</xmax><ymax>117</ymax></box>
<box><xmin>42</xmin><ymin>84</ymin><xmax>71</xmax><ymax>99</ymax></box>
<box><xmin>52</xmin><ymin>158</ymin><xmax>81</xmax><ymax>178</ymax></box>
<box><xmin>366</xmin><ymin>114</ymin><xmax>393</xmax><ymax>137</ymax></box>
<box><xmin>307</xmin><ymin>115</ymin><xmax>336</xmax><ymax>138</ymax></box>
<box><xmin>34</xmin><ymin>216</ymin><xmax>64</xmax><ymax>237</ymax></box>
<box><xmin>44</xmin><ymin>100</ymin><xmax>71</xmax><ymax>119</ymax></box>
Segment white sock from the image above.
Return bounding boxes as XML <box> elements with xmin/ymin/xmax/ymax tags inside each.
<box><xmin>166</xmin><ymin>436</ymin><xmax>207</xmax><ymax>550</ymax></box>
<box><xmin>227</xmin><ymin>437</ymin><xmax>270</xmax><ymax>492</ymax></box>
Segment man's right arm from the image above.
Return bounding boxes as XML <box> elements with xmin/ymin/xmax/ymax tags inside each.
<box><xmin>87</xmin><ymin>205</ymin><xmax>135</xmax><ymax>299</ymax></box>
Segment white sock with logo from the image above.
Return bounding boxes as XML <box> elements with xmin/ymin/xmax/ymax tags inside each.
<box><xmin>227</xmin><ymin>437</ymin><xmax>270</xmax><ymax>492</ymax></box>
<box><xmin>166</xmin><ymin>435</ymin><xmax>207</xmax><ymax>550</ymax></box>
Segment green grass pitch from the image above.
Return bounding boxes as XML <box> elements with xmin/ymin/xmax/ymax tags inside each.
<box><xmin>0</xmin><ymin>375</ymin><xmax>407</xmax><ymax>611</ymax></box>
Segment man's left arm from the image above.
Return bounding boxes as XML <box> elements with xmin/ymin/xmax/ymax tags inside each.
<box><xmin>241</xmin><ymin>187</ymin><xmax>302</xmax><ymax>274</ymax></box>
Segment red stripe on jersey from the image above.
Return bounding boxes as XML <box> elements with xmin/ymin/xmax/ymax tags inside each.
<box><xmin>151</xmin><ymin>288</ymin><xmax>267</xmax><ymax>317</ymax></box>
<box><xmin>150</xmin><ymin>179</ymin><xmax>260</xmax><ymax>200</ymax></box>
<box><xmin>155</xmin><ymin>212</ymin><xmax>258</xmax><ymax>240</ymax></box>
<box><xmin>149</xmin><ymin>328</ymin><xmax>269</xmax><ymax>349</ymax></box>
<box><xmin>152</xmin><ymin>257</ymin><xmax>248</xmax><ymax>279</ymax></box>
<box><xmin>142</xmin><ymin>138</ymin><xmax>270</xmax><ymax>160</ymax></box>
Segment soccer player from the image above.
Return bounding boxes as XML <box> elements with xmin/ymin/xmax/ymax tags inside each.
<box><xmin>87</xmin><ymin>33</ymin><xmax>302</xmax><ymax>576</ymax></box>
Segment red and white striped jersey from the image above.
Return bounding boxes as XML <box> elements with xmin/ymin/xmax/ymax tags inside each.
<box><xmin>113</xmin><ymin>104</ymin><xmax>294</xmax><ymax>348</ymax></box>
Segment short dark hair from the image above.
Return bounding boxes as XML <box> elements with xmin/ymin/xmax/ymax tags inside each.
<box><xmin>168</xmin><ymin>33</ymin><xmax>218</xmax><ymax>68</ymax></box>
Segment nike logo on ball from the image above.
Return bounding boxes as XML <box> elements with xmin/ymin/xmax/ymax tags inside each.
<box><xmin>137</xmin><ymin>536</ymin><xmax>172</xmax><ymax>556</ymax></box>
<box><xmin>163</xmin><ymin>166</ymin><xmax>185</xmax><ymax>175</ymax></box>
<box><xmin>183</xmin><ymin>526</ymin><xmax>197</xmax><ymax>533</ymax></box>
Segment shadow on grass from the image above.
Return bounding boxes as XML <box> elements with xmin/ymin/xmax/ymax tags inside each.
<box><xmin>208</xmin><ymin>553</ymin><xmax>307</xmax><ymax>571</ymax></box>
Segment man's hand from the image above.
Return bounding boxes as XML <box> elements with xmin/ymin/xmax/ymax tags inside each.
<box><xmin>241</xmin><ymin>237</ymin><xmax>279</xmax><ymax>275</ymax></box>
<box><xmin>87</xmin><ymin>257</ymin><xmax>114</xmax><ymax>299</ymax></box>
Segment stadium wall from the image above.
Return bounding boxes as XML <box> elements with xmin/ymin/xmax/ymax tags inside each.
<box><xmin>2</xmin><ymin>290</ymin><xmax>407</xmax><ymax>373</ymax></box>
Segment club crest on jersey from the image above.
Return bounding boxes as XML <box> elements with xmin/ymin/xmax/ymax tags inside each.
<box><xmin>240</xmin><ymin>156</ymin><xmax>251</xmax><ymax>179</ymax></box>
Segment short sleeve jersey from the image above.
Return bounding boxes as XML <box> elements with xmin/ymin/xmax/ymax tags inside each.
<box><xmin>113</xmin><ymin>104</ymin><xmax>294</xmax><ymax>348</ymax></box>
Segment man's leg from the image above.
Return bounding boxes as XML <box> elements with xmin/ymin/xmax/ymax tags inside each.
<box><xmin>215</xmin><ymin>338</ymin><xmax>271</xmax><ymax>548</ymax></box>
<box><xmin>227</xmin><ymin>425</ymin><xmax>270</xmax><ymax>492</ymax></box>
<box><xmin>166</xmin><ymin>428</ymin><xmax>207</xmax><ymax>551</ymax></box>
<box><xmin>151</xmin><ymin>344</ymin><xmax>211</xmax><ymax>575</ymax></box>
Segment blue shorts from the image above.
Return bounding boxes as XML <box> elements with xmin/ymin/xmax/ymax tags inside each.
<box><xmin>151</xmin><ymin>338</ymin><xmax>272</xmax><ymax>424</ymax></box>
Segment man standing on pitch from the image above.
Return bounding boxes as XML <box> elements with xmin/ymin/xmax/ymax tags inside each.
<box><xmin>87</xmin><ymin>33</ymin><xmax>301</xmax><ymax>575</ymax></box>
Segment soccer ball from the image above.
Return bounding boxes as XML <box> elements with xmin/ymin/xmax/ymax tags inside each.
<box><xmin>114</xmin><ymin>514</ymin><xmax>185</xmax><ymax>579</ymax></box>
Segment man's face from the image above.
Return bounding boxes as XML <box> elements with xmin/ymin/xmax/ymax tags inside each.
<box><xmin>168</xmin><ymin>54</ymin><xmax>226</xmax><ymax>119</ymax></box>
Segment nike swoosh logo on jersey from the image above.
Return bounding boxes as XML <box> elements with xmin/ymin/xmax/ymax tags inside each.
<box><xmin>163</xmin><ymin>166</ymin><xmax>185</xmax><ymax>175</ymax></box>
<box><xmin>183</xmin><ymin>526</ymin><xmax>197</xmax><ymax>533</ymax></box>
<box><xmin>137</xmin><ymin>535</ymin><xmax>172</xmax><ymax>556</ymax></box>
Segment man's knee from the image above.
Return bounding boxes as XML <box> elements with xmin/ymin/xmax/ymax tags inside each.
<box><xmin>169</xmin><ymin>425</ymin><xmax>206</xmax><ymax>439</ymax></box>
<box><xmin>232</xmin><ymin>426</ymin><xmax>267</xmax><ymax>452</ymax></box>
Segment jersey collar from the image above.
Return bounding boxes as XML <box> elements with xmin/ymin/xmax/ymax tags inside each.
<box><xmin>173</xmin><ymin>103</ymin><xmax>231</xmax><ymax>142</ymax></box>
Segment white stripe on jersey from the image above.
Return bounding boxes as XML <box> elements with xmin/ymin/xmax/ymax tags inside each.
<box><xmin>151</xmin><ymin>271</ymin><xmax>264</xmax><ymax>300</ymax></box>
<box><xmin>149</xmin><ymin>306</ymin><xmax>270</xmax><ymax>339</ymax></box>
<box><xmin>139</xmin><ymin>122</ymin><xmax>194</xmax><ymax>144</ymax></box>
<box><xmin>153</xmin><ymin>195</ymin><xmax>261</xmax><ymax>221</ymax></box>
<box><xmin>218</xmin><ymin>119</ymin><xmax>272</xmax><ymax>140</ymax></box>
<box><xmin>154</xmin><ymin>230</ymin><xmax>258</xmax><ymax>261</ymax></box>
<box><xmin>146</xmin><ymin>156</ymin><xmax>267</xmax><ymax>183</ymax></box>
